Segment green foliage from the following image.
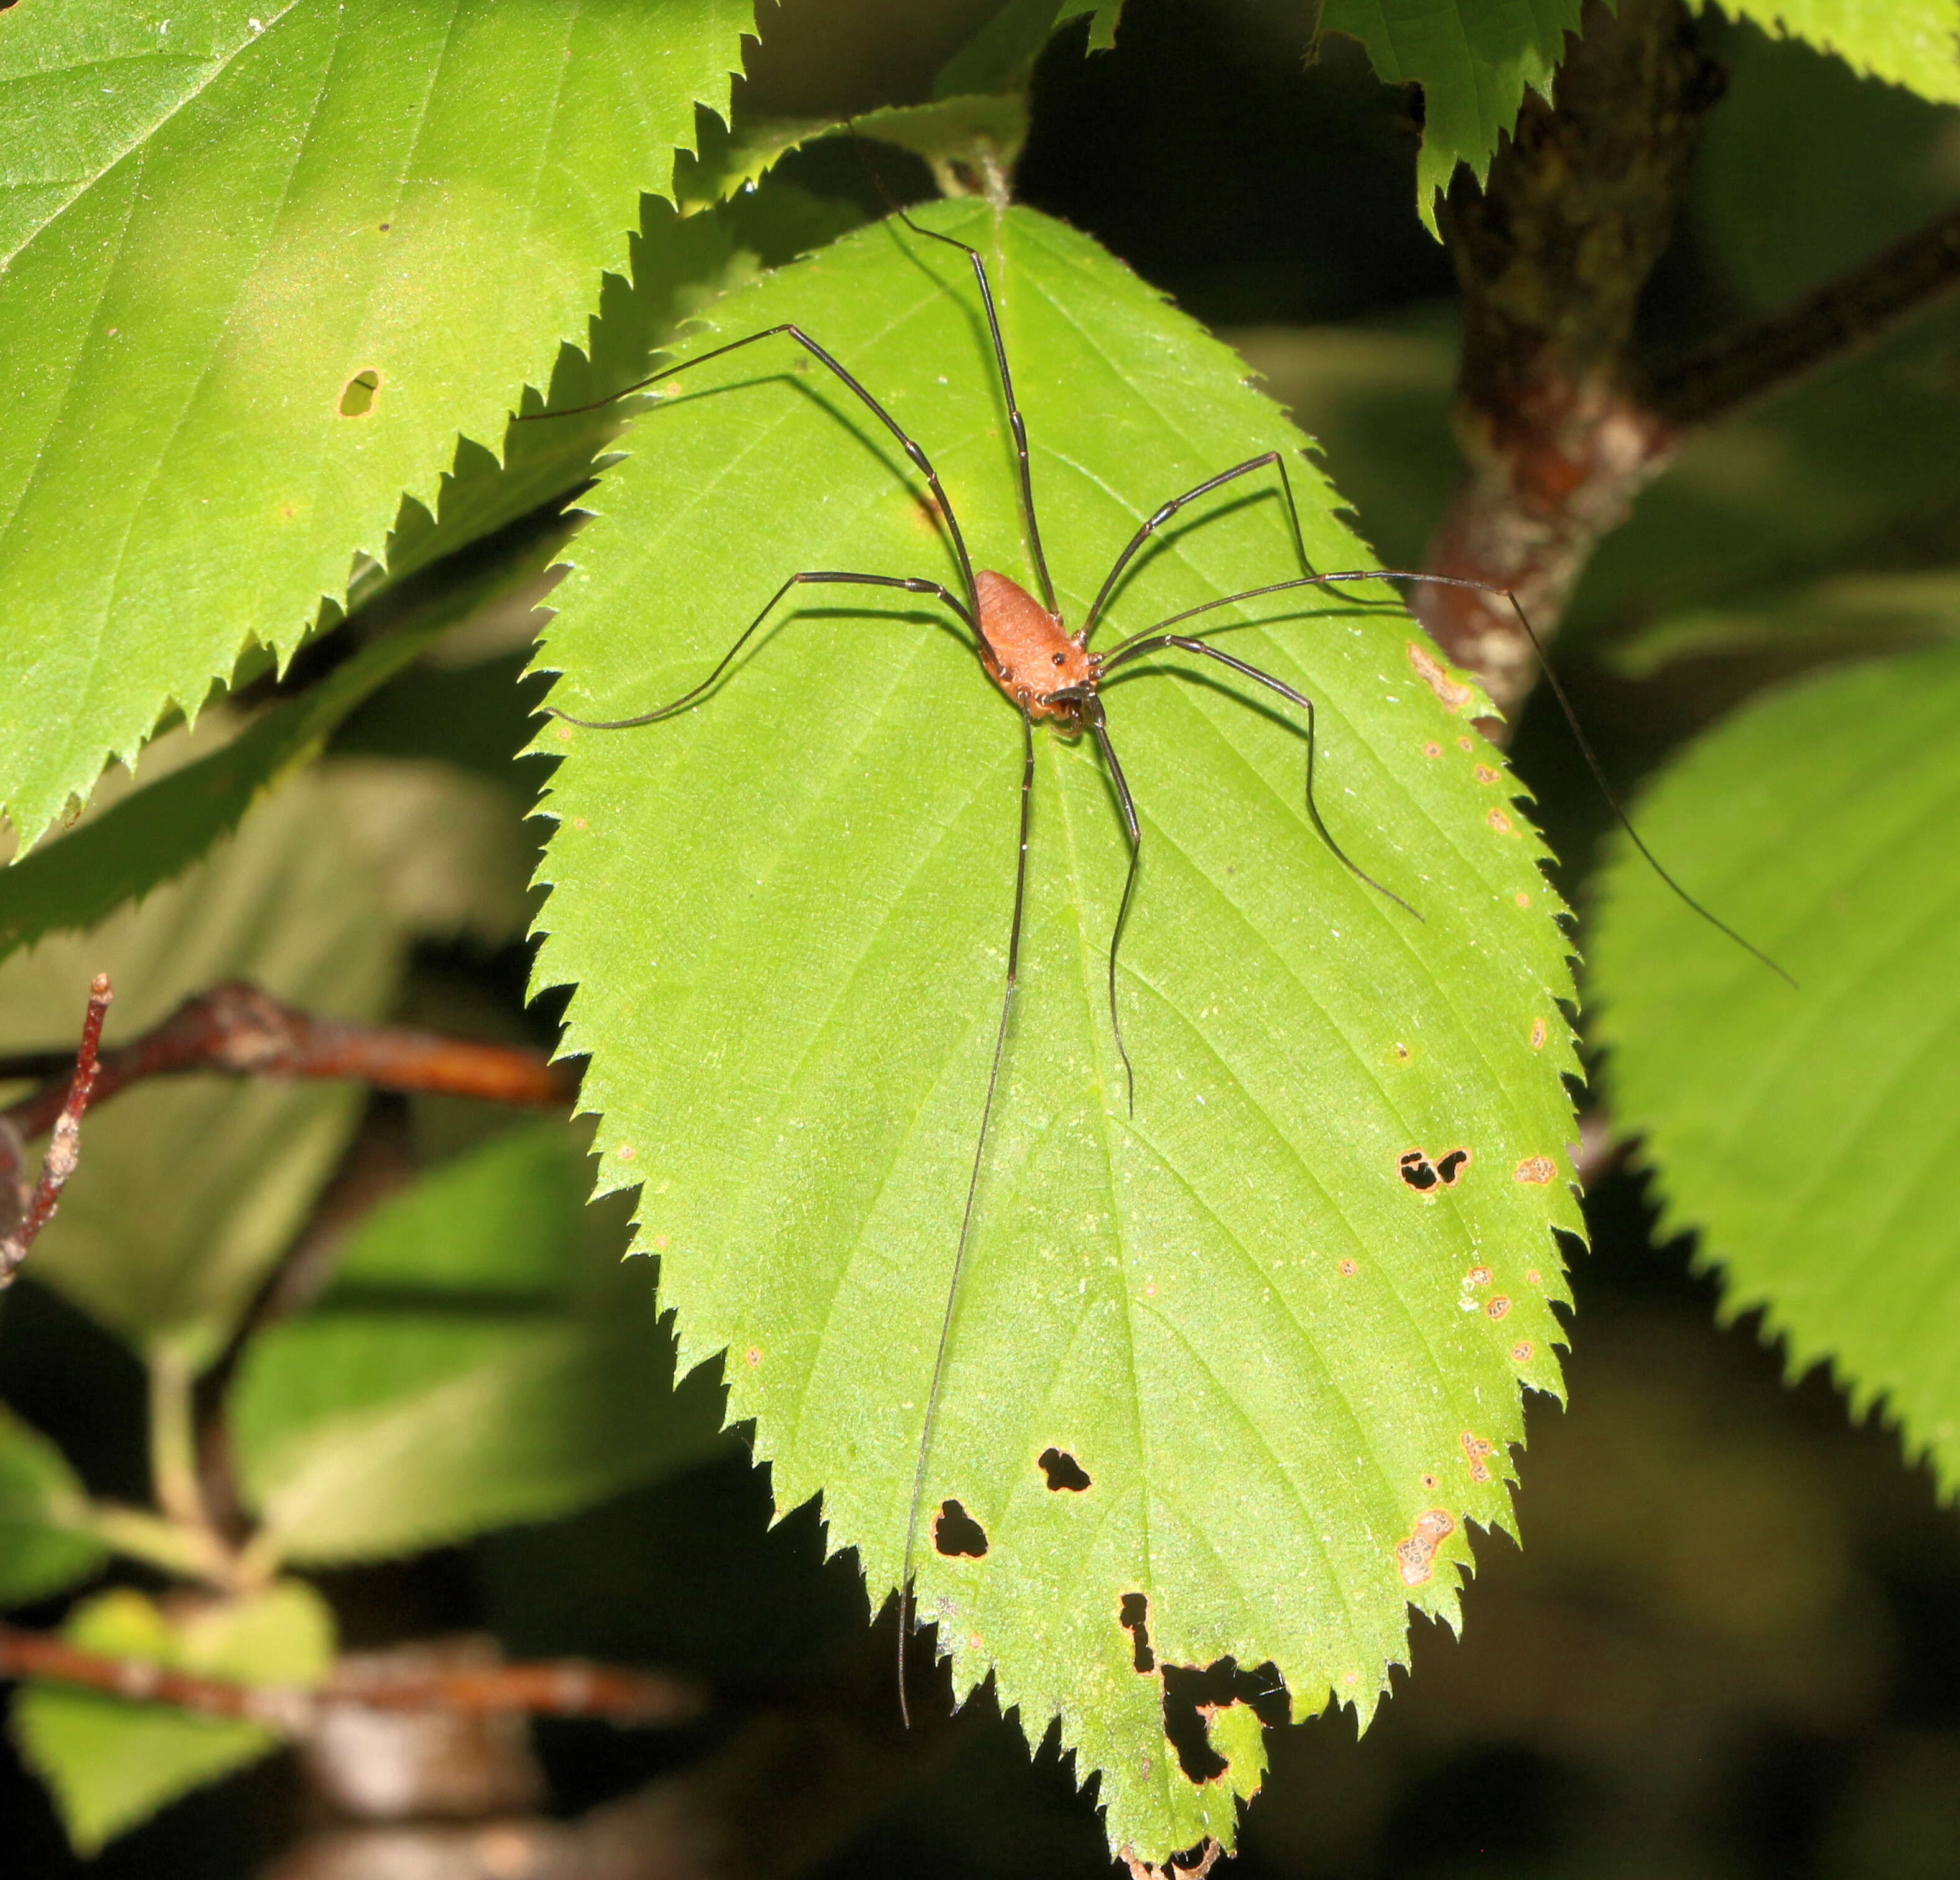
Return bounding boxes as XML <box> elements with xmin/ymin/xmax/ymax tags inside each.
<box><xmin>0</xmin><ymin>0</ymin><xmax>754</xmax><ymax>854</ymax></box>
<box><xmin>231</xmin><ymin>1123</ymin><xmax>728</xmax><ymax>1567</ymax></box>
<box><xmin>0</xmin><ymin>1406</ymin><xmax>105</xmax><ymax>1606</ymax></box>
<box><xmin>1317</xmin><ymin>0</ymin><xmax>1591</xmax><ymax>236</ymax></box>
<box><xmin>532</xmin><ymin>198</ymin><xmax>1581</xmax><ymax>1861</ymax></box>
<box><xmin>7</xmin><ymin>754</ymin><xmax>526</xmax><ymax>1369</ymax></box>
<box><xmin>12</xmin><ymin>1581</ymin><xmax>333</xmax><ymax>1855</ymax></box>
<box><xmin>1590</xmin><ymin>641</ymin><xmax>1960</xmax><ymax>1497</ymax></box>
<box><xmin>1698</xmin><ymin>0</ymin><xmax>1960</xmax><ymax>103</ymax></box>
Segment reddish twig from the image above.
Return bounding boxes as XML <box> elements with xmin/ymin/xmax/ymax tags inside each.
<box><xmin>0</xmin><ymin>982</ymin><xmax>577</xmax><ymax>1146</ymax></box>
<box><xmin>0</xmin><ymin>1622</ymin><xmax>704</xmax><ymax>1731</ymax></box>
<box><xmin>0</xmin><ymin>974</ymin><xmax>112</xmax><ymax>1289</ymax></box>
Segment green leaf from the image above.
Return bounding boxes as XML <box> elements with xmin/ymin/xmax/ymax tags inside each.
<box><xmin>0</xmin><ymin>520</ymin><xmax>565</xmax><ymax>966</ymax></box>
<box><xmin>0</xmin><ymin>1405</ymin><xmax>105</xmax><ymax>1606</ymax></box>
<box><xmin>0</xmin><ymin>0</ymin><xmax>755</xmax><ymax>854</ymax></box>
<box><xmin>1697</xmin><ymin>0</ymin><xmax>1960</xmax><ymax>103</ymax></box>
<box><xmin>1058</xmin><ymin>0</ymin><xmax>1128</xmax><ymax>54</ymax></box>
<box><xmin>12</xmin><ymin>1580</ymin><xmax>332</xmax><ymax>1855</ymax></box>
<box><xmin>1591</xmin><ymin>641</ymin><xmax>1960</xmax><ymax>1499</ymax></box>
<box><xmin>1607</xmin><ymin>569</ymin><xmax>1960</xmax><ymax>679</ymax></box>
<box><xmin>9</xmin><ymin>755</ymin><xmax>523</xmax><ymax>1368</ymax></box>
<box><xmin>231</xmin><ymin>1123</ymin><xmax>728</xmax><ymax>1567</ymax></box>
<box><xmin>531</xmin><ymin>200</ymin><xmax>1581</xmax><ymax>1863</ymax></box>
<box><xmin>1317</xmin><ymin>0</ymin><xmax>1591</xmax><ymax>236</ymax></box>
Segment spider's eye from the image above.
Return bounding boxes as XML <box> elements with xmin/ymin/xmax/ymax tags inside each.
<box><xmin>1052</xmin><ymin>651</ymin><xmax>1066</xmax><ymax>666</ymax></box>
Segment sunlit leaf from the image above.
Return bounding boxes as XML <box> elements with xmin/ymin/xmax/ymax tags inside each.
<box><xmin>531</xmin><ymin>200</ymin><xmax>1581</xmax><ymax>1861</ymax></box>
<box><xmin>1316</xmin><ymin>0</ymin><xmax>1591</xmax><ymax>236</ymax></box>
<box><xmin>12</xmin><ymin>1580</ymin><xmax>332</xmax><ymax>1854</ymax></box>
<box><xmin>232</xmin><ymin>1124</ymin><xmax>728</xmax><ymax>1566</ymax></box>
<box><xmin>0</xmin><ymin>0</ymin><xmax>754</xmax><ymax>852</ymax></box>
<box><xmin>1591</xmin><ymin>641</ymin><xmax>1960</xmax><ymax>1498</ymax></box>
<box><xmin>1699</xmin><ymin>0</ymin><xmax>1960</xmax><ymax>104</ymax></box>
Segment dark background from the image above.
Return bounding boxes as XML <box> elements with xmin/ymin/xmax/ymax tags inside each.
<box><xmin>8</xmin><ymin>2</ymin><xmax>1960</xmax><ymax>1873</ymax></box>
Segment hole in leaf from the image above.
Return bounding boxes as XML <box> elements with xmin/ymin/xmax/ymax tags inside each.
<box><xmin>1398</xmin><ymin>1150</ymin><xmax>1437</xmax><ymax>1191</ymax></box>
<box><xmin>933</xmin><ymin>1499</ymin><xmax>987</xmax><ymax>1558</ymax></box>
<box><xmin>1161</xmin><ymin>1658</ymin><xmax>1288</xmax><ymax>1782</ymax></box>
<box><xmin>1118</xmin><ymin>1591</ymin><xmax>1154</xmax><ymax>1672</ymax></box>
<box><xmin>1038</xmin><ymin>1446</ymin><xmax>1092</xmax><ymax>1492</ymax></box>
<box><xmin>338</xmin><ymin>368</ymin><xmax>380</xmax><ymax>417</ymax></box>
<box><xmin>1435</xmin><ymin>1147</ymin><xmax>1470</xmax><ymax>1186</ymax></box>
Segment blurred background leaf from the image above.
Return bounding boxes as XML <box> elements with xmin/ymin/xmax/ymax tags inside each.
<box><xmin>232</xmin><ymin>1122</ymin><xmax>728</xmax><ymax>1568</ymax></box>
<box><xmin>1</xmin><ymin>749</ymin><xmax>532</xmax><ymax>1371</ymax></box>
<box><xmin>0</xmin><ymin>1408</ymin><xmax>106</xmax><ymax>1608</ymax></box>
<box><xmin>12</xmin><ymin>1580</ymin><xmax>332</xmax><ymax>1856</ymax></box>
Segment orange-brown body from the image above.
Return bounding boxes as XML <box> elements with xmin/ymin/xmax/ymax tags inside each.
<box><xmin>974</xmin><ymin>569</ymin><xmax>1098</xmax><ymax>722</ymax></box>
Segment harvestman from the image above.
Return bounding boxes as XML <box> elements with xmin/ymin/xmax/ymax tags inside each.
<box><xmin>527</xmin><ymin>207</ymin><xmax>1784</xmax><ymax>1720</ymax></box>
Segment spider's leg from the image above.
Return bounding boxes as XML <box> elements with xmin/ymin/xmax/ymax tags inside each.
<box><xmin>883</xmin><ymin>216</ymin><xmax>1058</xmax><ymax>618</ymax></box>
<box><xmin>521</xmin><ymin>325</ymin><xmax>980</xmax><ymax>612</ymax></box>
<box><xmin>1105</xmin><ymin>574</ymin><xmax>1793</xmax><ymax>984</ymax></box>
<box><xmin>1081</xmin><ymin>452</ymin><xmax>1312</xmax><ymax>643</ymax></box>
<box><xmin>1083</xmin><ymin>695</ymin><xmax>1141</xmax><ymax>1115</ymax></box>
<box><xmin>1107</xmin><ymin>633</ymin><xmax>1420</xmax><ymax>921</ymax></box>
<box><xmin>548</xmin><ymin>572</ymin><xmax>973</xmax><ymax>729</ymax></box>
<box><xmin>898</xmin><ymin>709</ymin><xmax>1037</xmax><ymax>1726</ymax></box>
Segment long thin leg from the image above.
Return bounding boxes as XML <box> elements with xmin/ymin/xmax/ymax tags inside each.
<box><xmin>1103</xmin><ymin>572</ymin><xmax>1795</xmax><ymax>985</ymax></box>
<box><xmin>898</xmin><ymin>710</ymin><xmax>1038</xmax><ymax>1726</ymax></box>
<box><xmin>882</xmin><ymin>213</ymin><xmax>1057</xmax><ymax>618</ymax></box>
<box><xmin>1107</xmin><ymin>634</ymin><xmax>1421</xmax><ymax>921</ymax></box>
<box><xmin>1084</xmin><ymin>695</ymin><xmax>1141</xmax><ymax>1116</ymax></box>
<box><xmin>1080</xmin><ymin>452</ymin><xmax>1311</xmax><ymax>643</ymax></box>
<box><xmin>521</xmin><ymin>326</ymin><xmax>980</xmax><ymax>613</ymax></box>
<box><xmin>547</xmin><ymin>572</ymin><xmax>975</xmax><ymax>730</ymax></box>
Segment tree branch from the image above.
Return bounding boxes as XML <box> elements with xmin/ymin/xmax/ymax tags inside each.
<box><xmin>1415</xmin><ymin>0</ymin><xmax>1718</xmax><ymax>720</ymax></box>
<box><xmin>1651</xmin><ymin>202</ymin><xmax>1960</xmax><ymax>429</ymax></box>
<box><xmin>1414</xmin><ymin>0</ymin><xmax>1960</xmax><ymax>724</ymax></box>
<box><xmin>0</xmin><ymin>1622</ymin><xmax>703</xmax><ymax>1731</ymax></box>
<box><xmin>0</xmin><ymin>982</ymin><xmax>578</xmax><ymax>1147</ymax></box>
<box><xmin>0</xmin><ymin>975</ymin><xmax>112</xmax><ymax>1288</ymax></box>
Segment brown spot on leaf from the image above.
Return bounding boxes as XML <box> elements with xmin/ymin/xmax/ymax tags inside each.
<box><xmin>1512</xmin><ymin>1341</ymin><xmax>1534</xmax><ymax>1362</ymax></box>
<box><xmin>1423</xmin><ymin>741</ymin><xmax>1442</xmax><ymax>759</ymax></box>
<box><xmin>1339</xmin><ymin>1258</ymin><xmax>1359</xmax><ymax>1277</ymax></box>
<box><xmin>1393</xmin><ymin>1041</ymin><xmax>1410</xmax><ymax>1060</ymax></box>
<box><xmin>1474</xmin><ymin>765</ymin><xmax>1500</xmax><ymax>784</ymax></box>
<box><xmin>1408</xmin><ymin>642</ymin><xmax>1473</xmax><ymax>712</ymax></box>
<box><xmin>1461</xmin><ymin>1431</ymin><xmax>1497</xmax><ymax>1483</ymax></box>
<box><xmin>1488</xmin><ymin>808</ymin><xmax>1514</xmax><ymax>834</ymax></box>
<box><xmin>1487</xmin><ymin>1295</ymin><xmax>1513</xmax><ymax>1319</ymax></box>
<box><xmin>1395</xmin><ymin>1509</ymin><xmax>1456</xmax><ymax>1587</ymax></box>
<box><xmin>1516</xmin><ymin>890</ymin><xmax>1530</xmax><ymax>908</ymax></box>
<box><xmin>617</xmin><ymin>1145</ymin><xmax>635</xmax><ymax>1162</ymax></box>
<box><xmin>1530</xmin><ymin>1017</ymin><xmax>1548</xmax><ymax>1049</ymax></box>
<box><xmin>1459</xmin><ymin>736</ymin><xmax>1474</xmax><ymax>752</ymax></box>
<box><xmin>653</xmin><ymin>1234</ymin><xmax>668</xmax><ymax>1251</ymax></box>
<box><xmin>1525</xmin><ymin>1267</ymin><xmax>1541</xmax><ymax>1286</ymax></box>
<box><xmin>745</xmin><ymin>1347</ymin><xmax>760</xmax><ymax>1367</ymax></box>
<box><xmin>1515</xmin><ymin>1156</ymin><xmax>1556</xmax><ymax>1184</ymax></box>
<box><xmin>1466</xmin><ymin>1265</ymin><xmax>1490</xmax><ymax>1287</ymax></box>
